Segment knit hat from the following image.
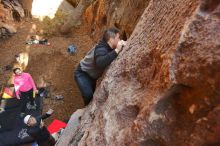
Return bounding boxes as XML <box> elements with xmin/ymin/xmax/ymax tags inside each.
<box><xmin>24</xmin><ymin>115</ymin><xmax>31</xmax><ymax>124</ymax></box>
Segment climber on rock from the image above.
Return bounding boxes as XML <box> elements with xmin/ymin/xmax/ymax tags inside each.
<box><xmin>74</xmin><ymin>27</ymin><xmax>126</xmax><ymax>105</ymax></box>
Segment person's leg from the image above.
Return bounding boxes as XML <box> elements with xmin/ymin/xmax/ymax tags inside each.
<box><xmin>40</xmin><ymin>136</ymin><xmax>56</xmax><ymax>146</ymax></box>
<box><xmin>74</xmin><ymin>65</ymin><xmax>96</xmax><ymax>105</ymax></box>
<box><xmin>26</xmin><ymin>89</ymin><xmax>35</xmax><ymax>105</ymax></box>
<box><xmin>26</xmin><ymin>89</ymin><xmax>37</xmax><ymax>110</ymax></box>
<box><xmin>48</xmin><ymin>135</ymin><xmax>56</xmax><ymax>146</ymax></box>
<box><xmin>20</xmin><ymin>91</ymin><xmax>28</xmax><ymax>113</ymax></box>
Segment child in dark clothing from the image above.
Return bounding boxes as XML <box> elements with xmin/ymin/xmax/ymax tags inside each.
<box><xmin>24</xmin><ymin>109</ymin><xmax>56</xmax><ymax>146</ymax></box>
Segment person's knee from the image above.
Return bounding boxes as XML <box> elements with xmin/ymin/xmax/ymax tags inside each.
<box><xmin>83</xmin><ymin>97</ymin><xmax>92</xmax><ymax>106</ymax></box>
<box><xmin>82</xmin><ymin>90</ymin><xmax>93</xmax><ymax>100</ymax></box>
<box><xmin>82</xmin><ymin>90</ymin><xmax>93</xmax><ymax>105</ymax></box>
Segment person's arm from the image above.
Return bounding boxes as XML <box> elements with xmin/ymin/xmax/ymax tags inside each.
<box><xmin>95</xmin><ymin>47</ymin><xmax>118</xmax><ymax>69</ymax></box>
<box><xmin>13</xmin><ymin>76</ymin><xmax>20</xmax><ymax>99</ymax></box>
<box><xmin>27</xmin><ymin>73</ymin><xmax>38</xmax><ymax>95</ymax></box>
<box><xmin>27</xmin><ymin>126</ymin><xmax>41</xmax><ymax>138</ymax></box>
<box><xmin>40</xmin><ymin>113</ymin><xmax>51</xmax><ymax>120</ymax></box>
<box><xmin>35</xmin><ymin>113</ymin><xmax>51</xmax><ymax>122</ymax></box>
<box><xmin>39</xmin><ymin>109</ymin><xmax>54</xmax><ymax>120</ymax></box>
<box><xmin>27</xmin><ymin>73</ymin><xmax>37</xmax><ymax>91</ymax></box>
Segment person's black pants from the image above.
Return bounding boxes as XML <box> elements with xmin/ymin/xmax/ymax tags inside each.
<box><xmin>40</xmin><ymin>135</ymin><xmax>56</xmax><ymax>146</ymax></box>
<box><xmin>74</xmin><ymin>65</ymin><xmax>96</xmax><ymax>106</ymax></box>
<box><xmin>20</xmin><ymin>88</ymin><xmax>34</xmax><ymax>112</ymax></box>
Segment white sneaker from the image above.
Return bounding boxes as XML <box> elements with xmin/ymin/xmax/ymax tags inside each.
<box><xmin>0</xmin><ymin>108</ymin><xmax>5</xmax><ymax>113</ymax></box>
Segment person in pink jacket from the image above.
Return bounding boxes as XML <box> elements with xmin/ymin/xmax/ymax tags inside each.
<box><xmin>13</xmin><ymin>68</ymin><xmax>38</xmax><ymax>114</ymax></box>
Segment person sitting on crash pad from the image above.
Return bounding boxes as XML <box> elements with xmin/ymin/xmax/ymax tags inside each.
<box><xmin>24</xmin><ymin>109</ymin><xmax>56</xmax><ymax>146</ymax></box>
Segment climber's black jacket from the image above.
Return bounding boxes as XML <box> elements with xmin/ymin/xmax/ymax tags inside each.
<box><xmin>80</xmin><ymin>39</ymin><xmax>118</xmax><ymax>80</ymax></box>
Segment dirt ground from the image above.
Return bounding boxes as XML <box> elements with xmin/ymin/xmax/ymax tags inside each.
<box><xmin>0</xmin><ymin>19</ymin><xmax>95</xmax><ymax>124</ymax></box>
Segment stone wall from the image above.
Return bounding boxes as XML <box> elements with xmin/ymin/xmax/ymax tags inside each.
<box><xmin>57</xmin><ymin>0</ymin><xmax>220</xmax><ymax>145</ymax></box>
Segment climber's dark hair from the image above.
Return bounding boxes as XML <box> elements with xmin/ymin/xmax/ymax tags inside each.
<box><xmin>13</xmin><ymin>67</ymin><xmax>21</xmax><ymax>74</ymax></box>
<box><xmin>102</xmin><ymin>27</ymin><xmax>120</xmax><ymax>42</ymax></box>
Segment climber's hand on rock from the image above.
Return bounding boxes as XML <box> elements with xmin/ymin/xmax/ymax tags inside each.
<box><xmin>115</xmin><ymin>40</ymin><xmax>127</xmax><ymax>54</ymax></box>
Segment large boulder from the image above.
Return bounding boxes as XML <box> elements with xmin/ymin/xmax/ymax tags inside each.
<box><xmin>60</xmin><ymin>0</ymin><xmax>148</xmax><ymax>37</ymax></box>
<box><xmin>58</xmin><ymin>0</ymin><xmax>220</xmax><ymax>145</ymax></box>
<box><xmin>0</xmin><ymin>22</ymin><xmax>16</xmax><ymax>32</ymax></box>
<box><xmin>0</xmin><ymin>0</ymin><xmax>24</xmax><ymax>38</ymax></box>
<box><xmin>18</xmin><ymin>0</ymin><xmax>32</xmax><ymax>18</ymax></box>
<box><xmin>60</xmin><ymin>0</ymin><xmax>94</xmax><ymax>34</ymax></box>
<box><xmin>66</xmin><ymin>0</ymin><xmax>80</xmax><ymax>7</ymax></box>
<box><xmin>2</xmin><ymin>0</ymin><xmax>24</xmax><ymax>20</ymax></box>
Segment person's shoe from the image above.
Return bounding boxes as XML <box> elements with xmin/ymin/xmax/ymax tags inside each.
<box><xmin>27</xmin><ymin>102</ymin><xmax>37</xmax><ymax>110</ymax></box>
<box><xmin>20</xmin><ymin>112</ymin><xmax>25</xmax><ymax>117</ymax></box>
<box><xmin>53</xmin><ymin>95</ymin><xmax>64</xmax><ymax>100</ymax></box>
<box><xmin>29</xmin><ymin>103</ymin><xmax>37</xmax><ymax>110</ymax></box>
<box><xmin>32</xmin><ymin>142</ymin><xmax>38</xmax><ymax>146</ymax></box>
<box><xmin>58</xmin><ymin>128</ymin><xmax>64</xmax><ymax>135</ymax></box>
<box><xmin>0</xmin><ymin>108</ymin><xmax>5</xmax><ymax>113</ymax></box>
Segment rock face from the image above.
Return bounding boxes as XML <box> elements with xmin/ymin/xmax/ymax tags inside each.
<box><xmin>0</xmin><ymin>0</ymin><xmax>24</xmax><ymax>38</ymax></box>
<box><xmin>84</xmin><ymin>0</ymin><xmax>149</xmax><ymax>41</ymax></box>
<box><xmin>61</xmin><ymin>0</ymin><xmax>148</xmax><ymax>39</ymax></box>
<box><xmin>60</xmin><ymin>0</ymin><xmax>94</xmax><ymax>34</ymax></box>
<box><xmin>58</xmin><ymin>0</ymin><xmax>220</xmax><ymax>145</ymax></box>
<box><xmin>18</xmin><ymin>0</ymin><xmax>32</xmax><ymax>18</ymax></box>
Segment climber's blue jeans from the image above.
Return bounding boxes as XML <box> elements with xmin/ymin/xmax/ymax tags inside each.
<box><xmin>74</xmin><ymin>65</ymin><xmax>96</xmax><ymax>106</ymax></box>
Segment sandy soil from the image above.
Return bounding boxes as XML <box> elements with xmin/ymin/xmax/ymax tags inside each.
<box><xmin>0</xmin><ymin>19</ymin><xmax>95</xmax><ymax>124</ymax></box>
